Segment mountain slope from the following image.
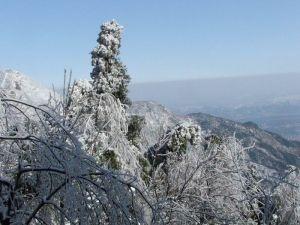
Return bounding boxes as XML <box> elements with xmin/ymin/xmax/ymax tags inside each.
<box><xmin>189</xmin><ymin>112</ymin><xmax>300</xmax><ymax>171</ymax></box>
<box><xmin>130</xmin><ymin>101</ymin><xmax>300</xmax><ymax>172</ymax></box>
<box><xmin>129</xmin><ymin>101</ymin><xmax>184</xmax><ymax>149</ymax></box>
<box><xmin>0</xmin><ymin>69</ymin><xmax>53</xmax><ymax>104</ymax></box>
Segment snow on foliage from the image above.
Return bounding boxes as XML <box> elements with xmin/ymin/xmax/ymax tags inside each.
<box><xmin>147</xmin><ymin>130</ymin><xmax>300</xmax><ymax>225</ymax></box>
<box><xmin>0</xmin><ymin>70</ymin><xmax>52</xmax><ymax>104</ymax></box>
<box><xmin>166</xmin><ymin>121</ymin><xmax>201</xmax><ymax>152</ymax></box>
<box><xmin>0</xmin><ymin>97</ymin><xmax>155</xmax><ymax>225</ymax></box>
<box><xmin>91</xmin><ymin>20</ymin><xmax>130</xmax><ymax>104</ymax></box>
<box><xmin>63</xmin><ymin>21</ymin><xmax>143</xmax><ymax>178</ymax></box>
<box><xmin>67</xmin><ymin>85</ymin><xmax>137</xmax><ymax>172</ymax></box>
<box><xmin>145</xmin><ymin>121</ymin><xmax>201</xmax><ymax>169</ymax></box>
<box><xmin>0</xmin><ymin>19</ymin><xmax>299</xmax><ymax>225</ymax></box>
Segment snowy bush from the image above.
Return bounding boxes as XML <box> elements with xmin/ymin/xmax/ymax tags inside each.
<box><xmin>0</xmin><ymin>98</ymin><xmax>156</xmax><ymax>225</ymax></box>
<box><xmin>146</xmin><ymin>121</ymin><xmax>201</xmax><ymax>168</ymax></box>
<box><xmin>145</xmin><ymin>121</ymin><xmax>300</xmax><ymax>225</ymax></box>
<box><xmin>127</xmin><ymin>115</ymin><xmax>145</xmax><ymax>146</ymax></box>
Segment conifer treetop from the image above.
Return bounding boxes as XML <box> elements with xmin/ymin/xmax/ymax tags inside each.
<box><xmin>90</xmin><ymin>20</ymin><xmax>130</xmax><ymax>104</ymax></box>
<box><xmin>93</xmin><ymin>20</ymin><xmax>123</xmax><ymax>61</ymax></box>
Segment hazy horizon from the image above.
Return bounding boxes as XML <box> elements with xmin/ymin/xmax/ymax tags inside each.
<box><xmin>129</xmin><ymin>72</ymin><xmax>300</xmax><ymax>141</ymax></box>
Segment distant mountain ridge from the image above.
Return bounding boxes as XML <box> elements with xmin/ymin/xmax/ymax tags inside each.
<box><xmin>189</xmin><ymin>112</ymin><xmax>300</xmax><ymax>171</ymax></box>
<box><xmin>129</xmin><ymin>73</ymin><xmax>300</xmax><ymax>140</ymax></box>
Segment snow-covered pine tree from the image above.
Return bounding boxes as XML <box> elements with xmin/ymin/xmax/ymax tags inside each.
<box><xmin>91</xmin><ymin>20</ymin><xmax>130</xmax><ymax>105</ymax></box>
<box><xmin>65</xmin><ymin>20</ymin><xmax>144</xmax><ymax>178</ymax></box>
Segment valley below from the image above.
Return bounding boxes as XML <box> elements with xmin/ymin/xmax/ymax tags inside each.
<box><xmin>130</xmin><ymin>73</ymin><xmax>300</xmax><ymax>142</ymax></box>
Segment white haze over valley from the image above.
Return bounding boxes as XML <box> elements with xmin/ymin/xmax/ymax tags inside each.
<box><xmin>130</xmin><ymin>73</ymin><xmax>300</xmax><ymax>140</ymax></box>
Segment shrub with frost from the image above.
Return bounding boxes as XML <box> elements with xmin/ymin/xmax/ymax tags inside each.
<box><xmin>166</xmin><ymin>121</ymin><xmax>201</xmax><ymax>153</ymax></box>
<box><xmin>0</xmin><ymin>98</ymin><xmax>155</xmax><ymax>225</ymax></box>
<box><xmin>146</xmin><ymin>121</ymin><xmax>201</xmax><ymax>168</ymax></box>
<box><xmin>127</xmin><ymin>115</ymin><xmax>146</xmax><ymax>146</ymax></box>
<box><xmin>147</xmin><ymin>134</ymin><xmax>256</xmax><ymax>224</ymax></box>
<box><xmin>145</xmin><ymin>122</ymin><xmax>300</xmax><ymax>225</ymax></box>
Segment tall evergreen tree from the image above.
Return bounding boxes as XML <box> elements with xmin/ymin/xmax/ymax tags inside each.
<box><xmin>91</xmin><ymin>20</ymin><xmax>130</xmax><ymax>104</ymax></box>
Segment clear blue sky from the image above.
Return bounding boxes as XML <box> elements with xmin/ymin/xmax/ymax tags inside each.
<box><xmin>1</xmin><ymin>0</ymin><xmax>300</xmax><ymax>86</ymax></box>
